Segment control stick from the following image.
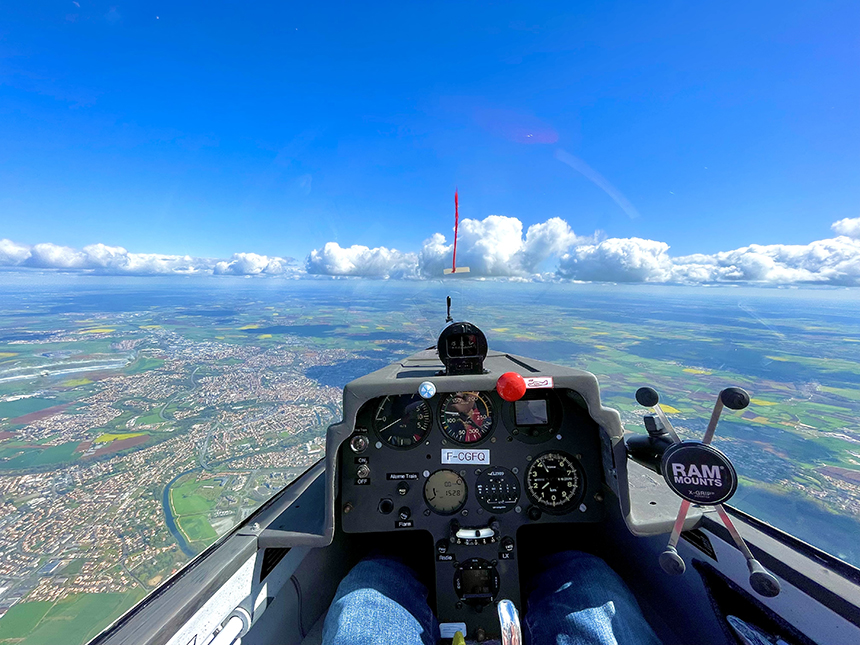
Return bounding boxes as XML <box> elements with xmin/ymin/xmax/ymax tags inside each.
<box><xmin>631</xmin><ymin>386</ymin><xmax>781</xmax><ymax>598</ymax></box>
<box><xmin>497</xmin><ymin>599</ymin><xmax>522</xmax><ymax>645</ymax></box>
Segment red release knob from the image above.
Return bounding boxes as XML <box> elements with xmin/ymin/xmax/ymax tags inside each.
<box><xmin>496</xmin><ymin>372</ymin><xmax>526</xmax><ymax>401</ymax></box>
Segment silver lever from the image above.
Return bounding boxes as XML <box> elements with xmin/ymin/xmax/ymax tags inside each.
<box><xmin>497</xmin><ymin>599</ymin><xmax>522</xmax><ymax>645</ymax></box>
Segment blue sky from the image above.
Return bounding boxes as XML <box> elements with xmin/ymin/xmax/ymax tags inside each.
<box><xmin>1</xmin><ymin>1</ymin><xmax>859</xmax><ymax>276</ymax></box>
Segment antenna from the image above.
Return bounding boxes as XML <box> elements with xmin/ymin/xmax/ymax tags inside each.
<box><xmin>445</xmin><ymin>296</ymin><xmax>453</xmax><ymax>323</ymax></box>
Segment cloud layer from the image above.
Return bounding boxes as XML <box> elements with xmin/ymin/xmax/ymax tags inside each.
<box><xmin>306</xmin><ymin>215</ymin><xmax>860</xmax><ymax>286</ymax></box>
<box><xmin>0</xmin><ymin>240</ymin><xmax>296</xmax><ymax>277</ymax></box>
<box><xmin>3</xmin><ymin>216</ymin><xmax>860</xmax><ymax>285</ymax></box>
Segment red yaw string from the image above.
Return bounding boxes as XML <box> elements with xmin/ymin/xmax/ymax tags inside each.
<box><xmin>452</xmin><ymin>190</ymin><xmax>459</xmax><ymax>273</ymax></box>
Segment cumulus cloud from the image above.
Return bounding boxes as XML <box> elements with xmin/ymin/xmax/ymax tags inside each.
<box><xmin>81</xmin><ymin>244</ymin><xmax>209</xmax><ymax>275</ymax></box>
<box><xmin>0</xmin><ymin>240</ymin><xmax>291</xmax><ymax>277</ymax></box>
<box><xmin>832</xmin><ymin>217</ymin><xmax>860</xmax><ymax>239</ymax></box>
<box><xmin>416</xmin><ymin>215</ymin><xmax>581</xmax><ymax>277</ymax></box>
<box><xmin>0</xmin><ymin>239</ymin><xmax>32</xmax><ymax>265</ymax></box>
<box><xmin>557</xmin><ymin>235</ymin><xmax>860</xmax><ymax>285</ymax></box>
<box><xmin>558</xmin><ymin>238</ymin><xmax>672</xmax><ymax>282</ymax></box>
<box><xmin>214</xmin><ymin>253</ymin><xmax>295</xmax><ymax>276</ymax></box>
<box><xmin>672</xmin><ymin>237</ymin><xmax>860</xmax><ymax>285</ymax></box>
<box><xmin>306</xmin><ymin>242</ymin><xmax>418</xmax><ymax>279</ymax></box>
<box><xmin>25</xmin><ymin>243</ymin><xmax>87</xmax><ymax>269</ymax></box>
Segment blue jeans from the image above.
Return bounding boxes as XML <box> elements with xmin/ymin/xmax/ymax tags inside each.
<box><xmin>322</xmin><ymin>551</ymin><xmax>661</xmax><ymax>645</ymax></box>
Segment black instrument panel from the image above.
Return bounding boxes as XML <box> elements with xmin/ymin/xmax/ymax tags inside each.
<box><xmin>338</xmin><ymin>385</ymin><xmax>605</xmax><ymax>629</ymax></box>
<box><xmin>340</xmin><ymin>387</ymin><xmax>603</xmax><ymax>524</ymax></box>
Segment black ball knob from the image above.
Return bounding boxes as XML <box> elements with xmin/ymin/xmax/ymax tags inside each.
<box><xmin>748</xmin><ymin>561</ymin><xmax>781</xmax><ymax>597</ymax></box>
<box><xmin>636</xmin><ymin>387</ymin><xmax>659</xmax><ymax>408</ymax></box>
<box><xmin>721</xmin><ymin>387</ymin><xmax>750</xmax><ymax>410</ymax></box>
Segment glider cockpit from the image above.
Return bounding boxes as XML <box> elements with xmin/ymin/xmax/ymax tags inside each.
<box><xmin>89</xmin><ymin>315</ymin><xmax>860</xmax><ymax>645</ymax></box>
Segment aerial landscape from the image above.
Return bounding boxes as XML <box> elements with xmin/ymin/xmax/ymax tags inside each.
<box><xmin>2</xmin><ymin>2</ymin><xmax>859</xmax><ymax>643</ymax></box>
<box><xmin>0</xmin><ymin>276</ymin><xmax>858</xmax><ymax>644</ymax></box>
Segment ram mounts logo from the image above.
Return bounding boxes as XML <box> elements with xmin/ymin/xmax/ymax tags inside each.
<box><xmin>671</xmin><ymin>463</ymin><xmax>723</xmax><ymax>488</ymax></box>
<box><xmin>661</xmin><ymin>441</ymin><xmax>738</xmax><ymax>505</ymax></box>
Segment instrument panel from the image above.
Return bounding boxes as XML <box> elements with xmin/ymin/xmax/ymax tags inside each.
<box><xmin>338</xmin><ymin>385</ymin><xmax>605</xmax><ymax>628</ymax></box>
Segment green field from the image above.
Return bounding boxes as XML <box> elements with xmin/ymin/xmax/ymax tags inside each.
<box><xmin>177</xmin><ymin>515</ymin><xmax>218</xmax><ymax>543</ymax></box>
<box><xmin>170</xmin><ymin>478</ymin><xmax>222</xmax><ymax>546</ymax></box>
<box><xmin>62</xmin><ymin>559</ymin><xmax>87</xmax><ymax>575</ymax></box>
<box><xmin>0</xmin><ymin>601</ymin><xmax>52</xmax><ymax>640</ymax></box>
<box><xmin>170</xmin><ymin>479</ymin><xmax>218</xmax><ymax>515</ymax></box>
<box><xmin>136</xmin><ymin>411</ymin><xmax>164</xmax><ymax>426</ymax></box>
<box><xmin>125</xmin><ymin>357</ymin><xmax>164</xmax><ymax>375</ymax></box>
<box><xmin>0</xmin><ymin>398</ymin><xmax>61</xmax><ymax>420</ymax></box>
<box><xmin>0</xmin><ymin>442</ymin><xmax>80</xmax><ymax>470</ymax></box>
<box><xmin>0</xmin><ymin>591</ymin><xmax>144</xmax><ymax>645</ymax></box>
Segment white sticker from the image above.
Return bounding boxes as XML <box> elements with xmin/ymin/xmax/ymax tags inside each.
<box><xmin>441</xmin><ymin>449</ymin><xmax>490</xmax><ymax>465</ymax></box>
<box><xmin>440</xmin><ymin>623</ymin><xmax>468</xmax><ymax>639</ymax></box>
<box><xmin>524</xmin><ymin>376</ymin><xmax>554</xmax><ymax>389</ymax></box>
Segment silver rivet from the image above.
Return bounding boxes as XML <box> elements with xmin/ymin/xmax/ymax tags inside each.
<box><xmin>375</xmin><ymin>441</ymin><xmax>382</xmax><ymax>449</ymax></box>
<box><xmin>423</xmin><ymin>470</ymin><xmax>430</xmax><ymax>478</ymax></box>
<box><xmin>514</xmin><ymin>506</ymin><xmax>522</xmax><ymax>514</ymax></box>
<box><xmin>579</xmin><ymin>504</ymin><xmax>587</xmax><ymax>513</ymax></box>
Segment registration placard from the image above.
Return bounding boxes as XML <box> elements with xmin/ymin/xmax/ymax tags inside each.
<box><xmin>441</xmin><ymin>448</ymin><xmax>490</xmax><ymax>465</ymax></box>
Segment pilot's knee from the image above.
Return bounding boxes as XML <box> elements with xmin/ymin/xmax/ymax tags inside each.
<box><xmin>528</xmin><ymin>551</ymin><xmax>631</xmax><ymax>606</ymax></box>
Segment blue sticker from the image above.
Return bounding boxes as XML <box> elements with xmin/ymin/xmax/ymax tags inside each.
<box><xmin>418</xmin><ymin>381</ymin><xmax>437</xmax><ymax>399</ymax></box>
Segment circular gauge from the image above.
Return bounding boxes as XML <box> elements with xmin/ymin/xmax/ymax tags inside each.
<box><xmin>373</xmin><ymin>394</ymin><xmax>432</xmax><ymax>448</ymax></box>
<box><xmin>525</xmin><ymin>451</ymin><xmax>584</xmax><ymax>514</ymax></box>
<box><xmin>424</xmin><ymin>469</ymin><xmax>468</xmax><ymax>515</ymax></box>
<box><xmin>475</xmin><ymin>467</ymin><xmax>520</xmax><ymax>513</ymax></box>
<box><xmin>440</xmin><ymin>391</ymin><xmax>494</xmax><ymax>444</ymax></box>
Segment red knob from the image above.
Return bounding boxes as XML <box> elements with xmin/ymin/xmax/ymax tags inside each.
<box><xmin>496</xmin><ymin>372</ymin><xmax>526</xmax><ymax>401</ymax></box>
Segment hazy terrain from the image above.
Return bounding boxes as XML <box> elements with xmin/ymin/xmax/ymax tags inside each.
<box><xmin>0</xmin><ymin>274</ymin><xmax>859</xmax><ymax>644</ymax></box>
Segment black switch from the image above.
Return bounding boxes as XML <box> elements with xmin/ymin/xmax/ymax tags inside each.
<box><xmin>501</xmin><ymin>537</ymin><xmax>514</xmax><ymax>552</ymax></box>
<box><xmin>397</xmin><ymin>482</ymin><xmax>409</xmax><ymax>496</ymax></box>
<box><xmin>398</xmin><ymin>507</ymin><xmax>412</xmax><ymax>521</ymax></box>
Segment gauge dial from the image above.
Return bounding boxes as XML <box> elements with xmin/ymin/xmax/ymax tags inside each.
<box><xmin>440</xmin><ymin>392</ymin><xmax>494</xmax><ymax>444</ymax></box>
<box><xmin>373</xmin><ymin>394</ymin><xmax>432</xmax><ymax>448</ymax></box>
<box><xmin>525</xmin><ymin>451</ymin><xmax>584</xmax><ymax>514</ymax></box>
<box><xmin>475</xmin><ymin>467</ymin><xmax>520</xmax><ymax>513</ymax></box>
<box><xmin>424</xmin><ymin>469</ymin><xmax>467</xmax><ymax>515</ymax></box>
<box><xmin>446</xmin><ymin>333</ymin><xmax>478</xmax><ymax>356</ymax></box>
